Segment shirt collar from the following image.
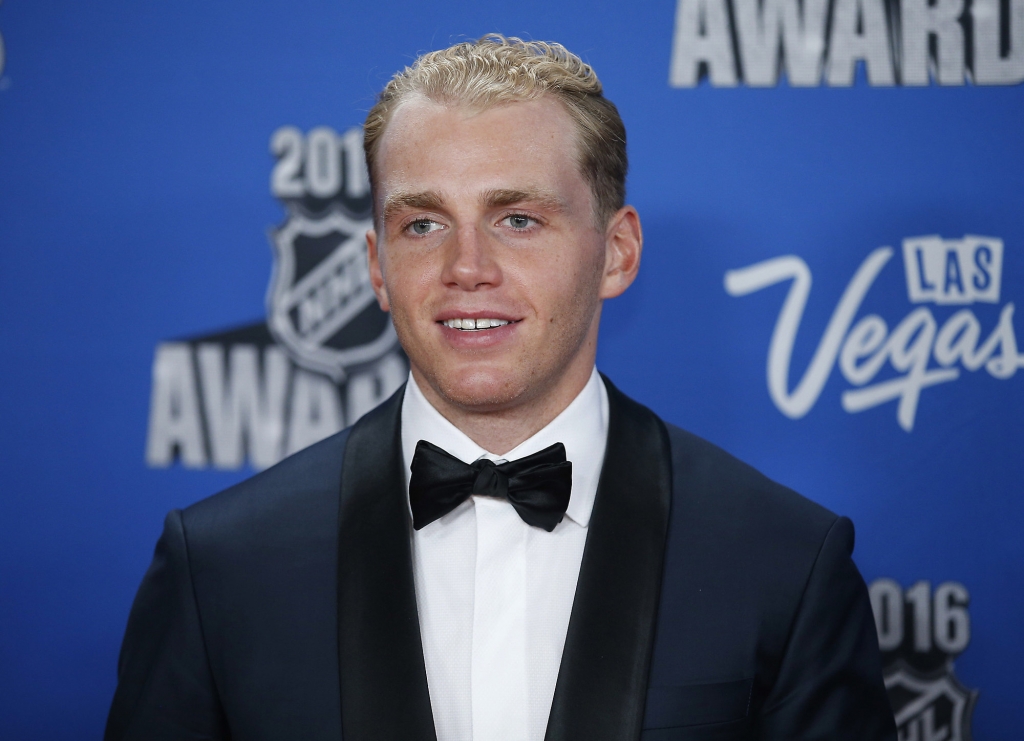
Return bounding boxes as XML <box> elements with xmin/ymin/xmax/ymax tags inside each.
<box><xmin>400</xmin><ymin>368</ymin><xmax>608</xmax><ymax>528</ymax></box>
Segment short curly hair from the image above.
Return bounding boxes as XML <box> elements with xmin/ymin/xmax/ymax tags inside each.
<box><xmin>364</xmin><ymin>34</ymin><xmax>627</xmax><ymax>228</ymax></box>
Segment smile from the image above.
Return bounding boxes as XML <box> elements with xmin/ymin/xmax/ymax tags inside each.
<box><xmin>441</xmin><ymin>318</ymin><xmax>514</xmax><ymax>331</ymax></box>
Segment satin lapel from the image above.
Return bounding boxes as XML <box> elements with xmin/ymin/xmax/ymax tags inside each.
<box><xmin>545</xmin><ymin>376</ymin><xmax>672</xmax><ymax>741</ymax></box>
<box><xmin>337</xmin><ymin>385</ymin><xmax>437</xmax><ymax>741</ymax></box>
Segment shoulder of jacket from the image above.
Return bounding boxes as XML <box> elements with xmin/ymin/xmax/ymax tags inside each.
<box><xmin>663</xmin><ymin>421</ymin><xmax>840</xmax><ymax>547</ymax></box>
<box><xmin>179</xmin><ymin>427</ymin><xmax>353</xmax><ymax>545</ymax></box>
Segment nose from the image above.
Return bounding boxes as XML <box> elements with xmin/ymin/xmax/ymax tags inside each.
<box><xmin>441</xmin><ymin>223</ymin><xmax>502</xmax><ymax>290</ymax></box>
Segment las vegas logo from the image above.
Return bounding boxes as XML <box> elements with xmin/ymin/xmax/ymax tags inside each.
<box><xmin>726</xmin><ymin>235</ymin><xmax>1020</xmax><ymax>431</ymax></box>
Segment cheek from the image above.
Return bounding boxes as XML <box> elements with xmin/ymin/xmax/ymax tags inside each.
<box><xmin>522</xmin><ymin>273</ymin><xmax>599</xmax><ymax>337</ymax></box>
<box><xmin>537</xmin><ymin>251</ymin><xmax>605</xmax><ymax>314</ymax></box>
<box><xmin>381</xmin><ymin>255</ymin><xmax>431</xmax><ymax>311</ymax></box>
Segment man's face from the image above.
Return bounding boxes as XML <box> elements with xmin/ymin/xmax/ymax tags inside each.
<box><xmin>367</xmin><ymin>95</ymin><xmax>638</xmax><ymax>416</ymax></box>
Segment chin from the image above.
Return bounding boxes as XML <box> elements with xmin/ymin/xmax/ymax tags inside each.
<box><xmin>432</xmin><ymin>366</ymin><xmax>527</xmax><ymax>412</ymax></box>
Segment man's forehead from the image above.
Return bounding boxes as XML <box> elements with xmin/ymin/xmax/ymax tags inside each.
<box><xmin>378</xmin><ymin>94</ymin><xmax>577</xmax><ymax>161</ymax></box>
<box><xmin>372</xmin><ymin>95</ymin><xmax>589</xmax><ymax>225</ymax></box>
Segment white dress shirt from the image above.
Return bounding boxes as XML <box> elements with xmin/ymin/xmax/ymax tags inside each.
<box><xmin>401</xmin><ymin>368</ymin><xmax>609</xmax><ymax>741</ymax></box>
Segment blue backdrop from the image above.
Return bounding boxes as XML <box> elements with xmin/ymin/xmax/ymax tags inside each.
<box><xmin>1</xmin><ymin>1</ymin><xmax>1021</xmax><ymax>738</ymax></box>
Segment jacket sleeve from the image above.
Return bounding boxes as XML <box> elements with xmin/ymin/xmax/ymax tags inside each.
<box><xmin>758</xmin><ymin>516</ymin><xmax>897</xmax><ymax>740</ymax></box>
<box><xmin>104</xmin><ymin>510</ymin><xmax>229</xmax><ymax>741</ymax></box>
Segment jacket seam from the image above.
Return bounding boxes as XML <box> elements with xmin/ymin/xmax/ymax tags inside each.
<box><xmin>177</xmin><ymin>512</ymin><xmax>231</xmax><ymax>733</ymax></box>
<box><xmin>759</xmin><ymin>514</ymin><xmax>843</xmax><ymax>715</ymax></box>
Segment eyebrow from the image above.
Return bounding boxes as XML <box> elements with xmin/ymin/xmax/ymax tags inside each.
<box><xmin>381</xmin><ymin>190</ymin><xmax>446</xmax><ymax>224</ymax></box>
<box><xmin>381</xmin><ymin>187</ymin><xmax>569</xmax><ymax>224</ymax></box>
<box><xmin>482</xmin><ymin>188</ymin><xmax>568</xmax><ymax>213</ymax></box>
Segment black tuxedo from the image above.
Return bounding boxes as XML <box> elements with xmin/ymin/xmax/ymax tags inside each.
<box><xmin>106</xmin><ymin>378</ymin><xmax>896</xmax><ymax>740</ymax></box>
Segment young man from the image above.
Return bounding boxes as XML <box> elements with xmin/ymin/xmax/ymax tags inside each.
<box><xmin>106</xmin><ymin>36</ymin><xmax>896</xmax><ymax>741</ymax></box>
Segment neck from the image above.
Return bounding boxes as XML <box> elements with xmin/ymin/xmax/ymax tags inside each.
<box><xmin>411</xmin><ymin>359</ymin><xmax>596</xmax><ymax>456</ymax></box>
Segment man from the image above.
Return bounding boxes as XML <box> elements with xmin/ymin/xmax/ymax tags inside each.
<box><xmin>106</xmin><ymin>36</ymin><xmax>896</xmax><ymax>740</ymax></box>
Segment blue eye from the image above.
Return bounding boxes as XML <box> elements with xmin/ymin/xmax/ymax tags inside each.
<box><xmin>504</xmin><ymin>215</ymin><xmax>535</xmax><ymax>230</ymax></box>
<box><xmin>409</xmin><ymin>220</ymin><xmax>441</xmax><ymax>235</ymax></box>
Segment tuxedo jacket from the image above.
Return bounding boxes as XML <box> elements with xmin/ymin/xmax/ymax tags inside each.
<box><xmin>106</xmin><ymin>378</ymin><xmax>896</xmax><ymax>741</ymax></box>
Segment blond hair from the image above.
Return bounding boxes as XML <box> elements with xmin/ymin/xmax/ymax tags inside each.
<box><xmin>363</xmin><ymin>34</ymin><xmax>627</xmax><ymax>227</ymax></box>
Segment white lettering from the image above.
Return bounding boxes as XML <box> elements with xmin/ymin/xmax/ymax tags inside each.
<box><xmin>197</xmin><ymin>344</ymin><xmax>290</xmax><ymax>469</ymax></box>
<box><xmin>901</xmin><ymin>0</ymin><xmax>966</xmax><ymax>84</ymax></box>
<box><xmin>734</xmin><ymin>0</ymin><xmax>830</xmax><ymax>85</ymax></box>
<box><xmin>270</xmin><ymin>127</ymin><xmax>304</xmax><ymax>198</ymax></box>
<box><xmin>827</xmin><ymin>0</ymin><xmax>897</xmax><ymax>85</ymax></box>
<box><xmin>670</xmin><ymin>0</ymin><xmax>739</xmax><ymax>86</ymax></box>
<box><xmin>669</xmin><ymin>0</ymin><xmax>1024</xmax><ymax>86</ymax></box>
<box><xmin>841</xmin><ymin>308</ymin><xmax>959</xmax><ymax>431</ymax></box>
<box><xmin>305</xmin><ymin>126</ymin><xmax>342</xmax><ymax>199</ymax></box>
<box><xmin>902</xmin><ymin>235</ymin><xmax>1003</xmax><ymax>304</ymax></box>
<box><xmin>145</xmin><ymin>343</ymin><xmax>207</xmax><ymax>468</ymax></box>
<box><xmin>869</xmin><ymin>578</ymin><xmax>905</xmax><ymax>650</ymax></box>
<box><xmin>270</xmin><ymin>126</ymin><xmax>370</xmax><ymax>200</ymax></box>
<box><xmin>341</xmin><ymin>127</ymin><xmax>370</xmax><ymax>199</ymax></box>
<box><xmin>869</xmin><ymin>578</ymin><xmax>972</xmax><ymax>655</ymax></box>
<box><xmin>727</xmin><ymin>245</ymin><xmax>1024</xmax><ymax>431</ymax></box>
<box><xmin>975</xmin><ymin>303</ymin><xmax>1024</xmax><ymax>377</ymax></box>
<box><xmin>973</xmin><ymin>0</ymin><xmax>1024</xmax><ymax>84</ymax></box>
<box><xmin>724</xmin><ymin>247</ymin><xmax>892</xmax><ymax>418</ymax></box>
<box><xmin>840</xmin><ymin>314</ymin><xmax>889</xmax><ymax>384</ymax></box>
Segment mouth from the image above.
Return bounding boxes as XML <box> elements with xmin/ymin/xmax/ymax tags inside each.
<box><xmin>439</xmin><ymin>317</ymin><xmax>520</xmax><ymax>332</ymax></box>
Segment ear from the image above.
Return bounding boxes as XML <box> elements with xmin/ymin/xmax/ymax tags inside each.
<box><xmin>599</xmin><ymin>206</ymin><xmax>642</xmax><ymax>299</ymax></box>
<box><xmin>366</xmin><ymin>228</ymin><xmax>391</xmax><ymax>312</ymax></box>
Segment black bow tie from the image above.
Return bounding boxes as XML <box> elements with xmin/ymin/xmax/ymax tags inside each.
<box><xmin>409</xmin><ymin>440</ymin><xmax>572</xmax><ymax>532</ymax></box>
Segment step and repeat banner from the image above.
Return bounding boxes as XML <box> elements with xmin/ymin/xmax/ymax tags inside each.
<box><xmin>1</xmin><ymin>1</ymin><xmax>1021</xmax><ymax>738</ymax></box>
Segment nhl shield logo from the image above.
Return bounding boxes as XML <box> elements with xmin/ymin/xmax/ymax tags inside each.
<box><xmin>146</xmin><ymin>125</ymin><xmax>409</xmax><ymax>472</ymax></box>
<box><xmin>886</xmin><ymin>661</ymin><xmax>978</xmax><ymax>741</ymax></box>
<box><xmin>267</xmin><ymin>209</ymin><xmax>397</xmax><ymax>380</ymax></box>
<box><xmin>869</xmin><ymin>579</ymin><xmax>979</xmax><ymax>741</ymax></box>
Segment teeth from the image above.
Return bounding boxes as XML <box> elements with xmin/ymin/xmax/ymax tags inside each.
<box><xmin>443</xmin><ymin>318</ymin><xmax>511</xmax><ymax>330</ymax></box>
